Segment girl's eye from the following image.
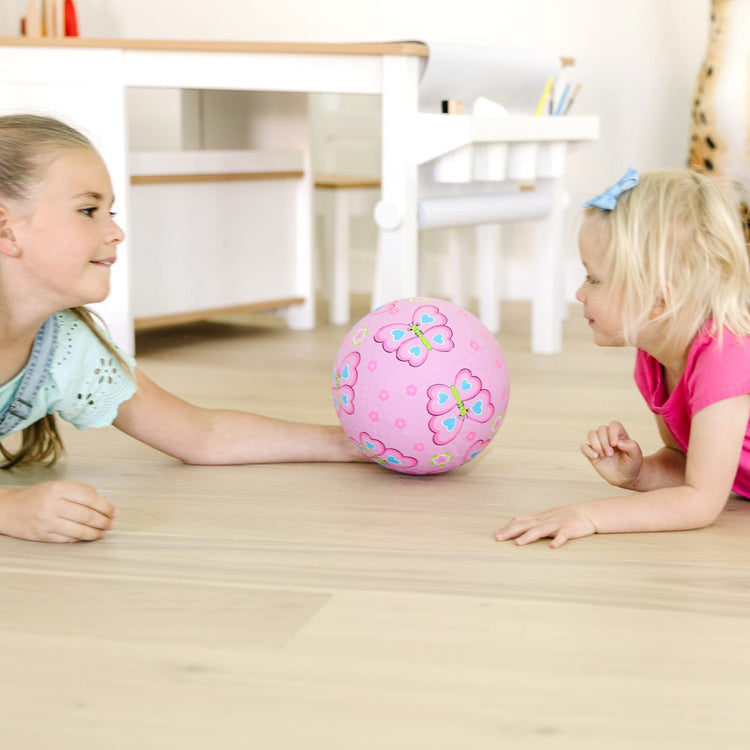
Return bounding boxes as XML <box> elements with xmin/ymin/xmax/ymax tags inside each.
<box><xmin>585</xmin><ymin>274</ymin><xmax>599</xmax><ymax>285</ymax></box>
<box><xmin>109</xmin><ymin>211</ymin><xmax>117</xmax><ymax>219</ymax></box>
<box><xmin>79</xmin><ymin>207</ymin><xmax>97</xmax><ymax>217</ymax></box>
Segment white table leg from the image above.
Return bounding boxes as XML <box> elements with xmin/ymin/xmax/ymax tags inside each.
<box><xmin>476</xmin><ymin>224</ymin><xmax>501</xmax><ymax>333</ymax></box>
<box><xmin>372</xmin><ymin>55</ymin><xmax>421</xmax><ymax>309</ymax></box>
<box><xmin>445</xmin><ymin>227</ymin><xmax>468</xmax><ymax>309</ymax></box>
<box><xmin>531</xmin><ymin>176</ymin><xmax>566</xmax><ymax>354</ymax></box>
<box><xmin>327</xmin><ymin>188</ymin><xmax>351</xmax><ymax>324</ymax></box>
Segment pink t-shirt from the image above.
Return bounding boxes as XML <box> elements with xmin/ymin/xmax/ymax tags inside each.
<box><xmin>634</xmin><ymin>327</ymin><xmax>750</xmax><ymax>498</ymax></box>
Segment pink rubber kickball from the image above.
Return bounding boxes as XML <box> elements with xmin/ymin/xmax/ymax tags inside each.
<box><xmin>332</xmin><ymin>297</ymin><xmax>510</xmax><ymax>474</ymax></box>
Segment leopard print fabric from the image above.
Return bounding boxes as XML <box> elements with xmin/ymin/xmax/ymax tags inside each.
<box><xmin>688</xmin><ymin>0</ymin><xmax>750</xmax><ymax>241</ymax></box>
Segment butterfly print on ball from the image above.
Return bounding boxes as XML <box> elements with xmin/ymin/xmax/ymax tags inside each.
<box><xmin>373</xmin><ymin>304</ymin><xmax>454</xmax><ymax>367</ymax></box>
<box><xmin>464</xmin><ymin>439</ymin><xmax>490</xmax><ymax>464</ymax></box>
<box><xmin>426</xmin><ymin>368</ymin><xmax>495</xmax><ymax>445</ymax></box>
<box><xmin>357</xmin><ymin>431</ymin><xmax>419</xmax><ymax>471</ymax></box>
<box><xmin>332</xmin><ymin>351</ymin><xmax>360</xmax><ymax>415</ymax></box>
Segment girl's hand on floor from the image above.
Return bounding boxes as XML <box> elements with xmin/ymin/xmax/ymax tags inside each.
<box><xmin>495</xmin><ymin>504</ymin><xmax>597</xmax><ymax>548</ymax></box>
<box><xmin>0</xmin><ymin>481</ymin><xmax>116</xmax><ymax>542</ymax></box>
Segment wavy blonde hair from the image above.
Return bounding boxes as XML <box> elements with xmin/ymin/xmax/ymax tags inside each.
<box><xmin>584</xmin><ymin>169</ymin><xmax>750</xmax><ymax>353</ymax></box>
<box><xmin>0</xmin><ymin>114</ymin><xmax>132</xmax><ymax>468</ymax></box>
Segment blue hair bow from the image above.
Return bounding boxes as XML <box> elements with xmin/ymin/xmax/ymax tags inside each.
<box><xmin>583</xmin><ymin>166</ymin><xmax>639</xmax><ymax>210</ymax></box>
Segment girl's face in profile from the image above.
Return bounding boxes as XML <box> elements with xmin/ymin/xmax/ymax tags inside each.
<box><xmin>575</xmin><ymin>216</ymin><xmax>626</xmax><ymax>347</ymax></box>
<box><xmin>10</xmin><ymin>147</ymin><xmax>124</xmax><ymax>309</ymax></box>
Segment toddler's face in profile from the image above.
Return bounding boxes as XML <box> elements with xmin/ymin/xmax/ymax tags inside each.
<box><xmin>575</xmin><ymin>216</ymin><xmax>625</xmax><ymax>348</ymax></box>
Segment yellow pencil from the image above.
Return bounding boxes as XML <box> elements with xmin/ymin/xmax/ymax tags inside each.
<box><xmin>534</xmin><ymin>77</ymin><xmax>554</xmax><ymax>116</ymax></box>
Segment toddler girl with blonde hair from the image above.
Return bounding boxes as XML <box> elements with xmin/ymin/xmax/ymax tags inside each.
<box><xmin>497</xmin><ymin>167</ymin><xmax>750</xmax><ymax>547</ymax></box>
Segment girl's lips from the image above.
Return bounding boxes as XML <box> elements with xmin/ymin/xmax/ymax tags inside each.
<box><xmin>91</xmin><ymin>257</ymin><xmax>116</xmax><ymax>266</ymax></box>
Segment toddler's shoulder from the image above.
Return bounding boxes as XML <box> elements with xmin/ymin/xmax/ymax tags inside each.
<box><xmin>692</xmin><ymin>328</ymin><xmax>750</xmax><ymax>364</ymax></box>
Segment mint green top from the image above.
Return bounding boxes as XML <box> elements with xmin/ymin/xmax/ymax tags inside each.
<box><xmin>0</xmin><ymin>310</ymin><xmax>137</xmax><ymax>436</ymax></box>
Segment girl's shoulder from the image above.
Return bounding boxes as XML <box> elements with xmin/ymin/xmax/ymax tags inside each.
<box><xmin>52</xmin><ymin>309</ymin><xmax>135</xmax><ymax>370</ymax></box>
<box><xmin>684</xmin><ymin>326</ymin><xmax>750</xmax><ymax>403</ymax></box>
<box><xmin>54</xmin><ymin>308</ymin><xmax>106</xmax><ymax>349</ymax></box>
<box><xmin>689</xmin><ymin>325</ymin><xmax>750</xmax><ymax>365</ymax></box>
<box><xmin>47</xmin><ymin>309</ymin><xmax>137</xmax><ymax>430</ymax></box>
<box><xmin>0</xmin><ymin>311</ymin><xmax>137</xmax><ymax>435</ymax></box>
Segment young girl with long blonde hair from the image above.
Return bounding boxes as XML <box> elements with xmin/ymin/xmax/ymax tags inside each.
<box><xmin>0</xmin><ymin>114</ymin><xmax>362</xmax><ymax>543</ymax></box>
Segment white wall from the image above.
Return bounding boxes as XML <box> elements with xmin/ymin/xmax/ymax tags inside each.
<box><xmin>1</xmin><ymin>0</ymin><xmax>714</xmax><ymax>300</ymax></box>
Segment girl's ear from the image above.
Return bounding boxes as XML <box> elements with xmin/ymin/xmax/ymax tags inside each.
<box><xmin>649</xmin><ymin>287</ymin><xmax>671</xmax><ymax>320</ymax></box>
<box><xmin>0</xmin><ymin>205</ymin><xmax>19</xmax><ymax>257</ymax></box>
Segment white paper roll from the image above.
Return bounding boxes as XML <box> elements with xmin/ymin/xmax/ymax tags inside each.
<box><xmin>418</xmin><ymin>42</ymin><xmax>561</xmax><ymax>115</ymax></box>
<box><xmin>417</xmin><ymin>191</ymin><xmax>552</xmax><ymax>230</ymax></box>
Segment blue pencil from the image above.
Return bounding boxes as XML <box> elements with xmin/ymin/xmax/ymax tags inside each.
<box><xmin>554</xmin><ymin>83</ymin><xmax>571</xmax><ymax>116</ymax></box>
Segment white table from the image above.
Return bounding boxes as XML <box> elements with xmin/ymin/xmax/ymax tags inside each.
<box><xmin>0</xmin><ymin>38</ymin><xmax>597</xmax><ymax>353</ymax></box>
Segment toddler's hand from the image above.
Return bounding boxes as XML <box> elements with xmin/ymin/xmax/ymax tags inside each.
<box><xmin>0</xmin><ymin>480</ymin><xmax>116</xmax><ymax>542</ymax></box>
<box><xmin>495</xmin><ymin>504</ymin><xmax>597</xmax><ymax>548</ymax></box>
<box><xmin>581</xmin><ymin>421</ymin><xmax>643</xmax><ymax>489</ymax></box>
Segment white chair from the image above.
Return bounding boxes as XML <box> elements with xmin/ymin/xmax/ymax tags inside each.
<box><xmin>311</xmin><ymin>93</ymin><xmax>479</xmax><ymax>327</ymax></box>
<box><xmin>310</xmin><ymin>94</ymin><xmax>382</xmax><ymax>325</ymax></box>
<box><xmin>314</xmin><ymin>173</ymin><xmax>381</xmax><ymax>325</ymax></box>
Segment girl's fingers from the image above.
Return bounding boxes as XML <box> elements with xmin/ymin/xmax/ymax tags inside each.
<box><xmin>608</xmin><ymin>421</ymin><xmax>629</xmax><ymax>445</ymax></box>
<box><xmin>494</xmin><ymin>517</ymin><xmax>531</xmax><ymax>541</ymax></box>
<box><xmin>585</xmin><ymin>422</ymin><xmax>633</xmax><ymax>459</ymax></box>
<box><xmin>52</xmin><ymin>517</ymin><xmax>109</xmax><ymax>542</ymax></box>
<box><xmin>596</xmin><ymin>425</ymin><xmax>615</xmax><ymax>456</ymax></box>
<box><xmin>586</xmin><ymin>430</ymin><xmax>605</xmax><ymax>456</ymax></box>
<box><xmin>60</xmin><ymin>502</ymin><xmax>115</xmax><ymax>530</ymax></box>
<box><xmin>581</xmin><ymin>443</ymin><xmax>600</xmax><ymax>460</ymax></box>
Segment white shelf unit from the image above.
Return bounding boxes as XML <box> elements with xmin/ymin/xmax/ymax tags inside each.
<box><xmin>128</xmin><ymin>149</ymin><xmax>309</xmax><ymax>329</ymax></box>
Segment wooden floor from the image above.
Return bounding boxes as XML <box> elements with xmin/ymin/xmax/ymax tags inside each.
<box><xmin>2</xmin><ymin>298</ymin><xmax>749</xmax><ymax>749</ymax></box>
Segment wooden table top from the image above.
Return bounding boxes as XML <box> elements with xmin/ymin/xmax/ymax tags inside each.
<box><xmin>0</xmin><ymin>37</ymin><xmax>429</xmax><ymax>56</ymax></box>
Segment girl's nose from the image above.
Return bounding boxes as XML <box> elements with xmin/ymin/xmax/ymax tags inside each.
<box><xmin>109</xmin><ymin>218</ymin><xmax>125</xmax><ymax>244</ymax></box>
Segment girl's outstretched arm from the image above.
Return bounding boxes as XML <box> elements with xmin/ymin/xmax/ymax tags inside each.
<box><xmin>495</xmin><ymin>394</ymin><xmax>750</xmax><ymax>547</ymax></box>
<box><xmin>113</xmin><ymin>367</ymin><xmax>365</xmax><ymax>465</ymax></box>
